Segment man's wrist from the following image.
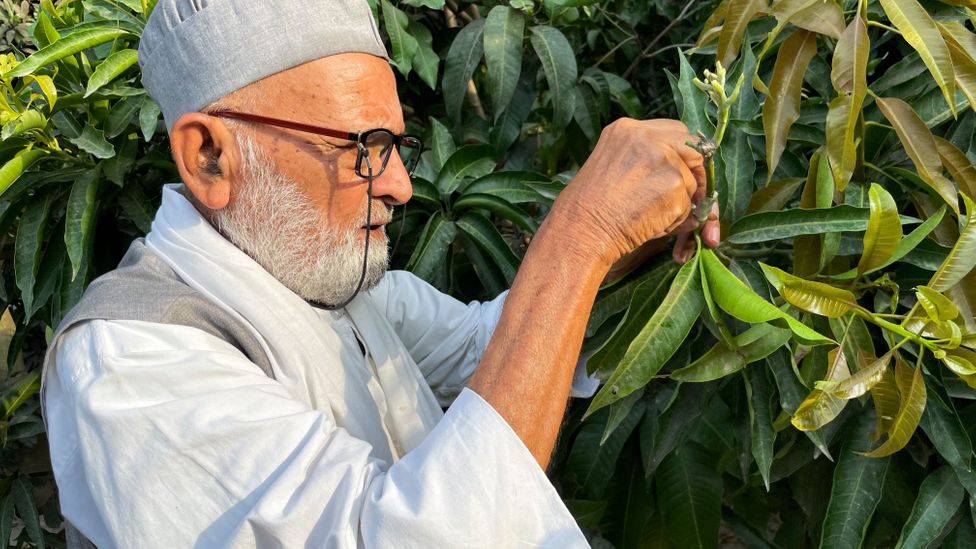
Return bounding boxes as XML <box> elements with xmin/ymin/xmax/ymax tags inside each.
<box><xmin>534</xmin><ymin>204</ymin><xmax>616</xmax><ymax>275</ymax></box>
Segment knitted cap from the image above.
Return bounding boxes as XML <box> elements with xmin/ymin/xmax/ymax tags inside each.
<box><xmin>138</xmin><ymin>0</ymin><xmax>388</xmax><ymax>131</ymax></box>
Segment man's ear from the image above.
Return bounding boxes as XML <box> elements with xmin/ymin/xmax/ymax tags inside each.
<box><xmin>169</xmin><ymin>112</ymin><xmax>241</xmax><ymax>210</ymax></box>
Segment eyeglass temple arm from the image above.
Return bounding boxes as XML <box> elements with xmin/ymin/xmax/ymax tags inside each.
<box><xmin>209</xmin><ymin>110</ymin><xmax>358</xmax><ymax>141</ymax></box>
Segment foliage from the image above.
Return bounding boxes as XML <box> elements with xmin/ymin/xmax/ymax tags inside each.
<box><xmin>565</xmin><ymin>0</ymin><xmax>976</xmax><ymax>546</ymax></box>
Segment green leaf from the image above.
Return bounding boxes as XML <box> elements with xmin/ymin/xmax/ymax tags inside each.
<box><xmin>2</xmin><ymin>110</ymin><xmax>47</xmax><ymax>140</ymax></box>
<box><xmin>463</xmin><ymin>170</ymin><xmax>550</xmax><ymax>204</ymax></box>
<box><xmin>728</xmin><ymin>205</ymin><xmax>918</xmax><ymax>245</ymax></box>
<box><xmin>826</xmin><ymin>13</ymin><xmax>868</xmax><ymax>191</ymax></box>
<box><xmin>455</xmin><ymin>212</ymin><xmax>519</xmax><ymax>284</ymax></box>
<box><xmin>404</xmin><ymin>213</ymin><xmax>457</xmax><ymax>284</ymax></box>
<box><xmin>452</xmin><ymin>193</ymin><xmax>538</xmax><ymax>232</ymax></box>
<box><xmin>604</xmin><ymin>71</ymin><xmax>643</xmax><ymax>119</ymax></box>
<box><xmin>459</xmin><ymin>232</ymin><xmax>508</xmax><ymax>296</ymax></box>
<box><xmin>600</xmin><ymin>390</ymin><xmax>644</xmax><ymax>445</ymax></box>
<box><xmin>65</xmin><ymin>170</ymin><xmax>100</xmax><ymax>281</ymax></box>
<box><xmin>831</xmin><ymin>205</ymin><xmax>947</xmax><ymax>280</ymax></box>
<box><xmin>484</xmin><ymin>6</ymin><xmax>524</xmax><ymax>117</ymax></box>
<box><xmin>656</xmin><ymin>443</ymin><xmax>722</xmax><ymax>549</ymax></box>
<box><xmin>400</xmin><ymin>0</ymin><xmax>444</xmax><ymax>7</ymax></box>
<box><xmin>820</xmin><ymin>411</ymin><xmax>890</xmax><ymax>549</ymax></box>
<box><xmin>69</xmin><ymin>125</ymin><xmax>115</xmax><ymax>159</ymax></box>
<box><xmin>434</xmin><ymin>144</ymin><xmax>495</xmax><ymax>196</ymax></box>
<box><xmin>672</xmin><ymin>50</ymin><xmax>714</xmax><ymax>137</ymax></box>
<box><xmin>381</xmin><ymin>0</ymin><xmax>418</xmax><ymax>76</ymax></box>
<box><xmin>409</xmin><ymin>177</ymin><xmax>440</xmax><ymax>208</ymax></box>
<box><xmin>747</xmin><ymin>178</ymin><xmax>804</xmax><ymax>214</ymax></box>
<box><xmin>408</xmin><ymin>21</ymin><xmax>438</xmax><ymax>90</ymax></box>
<box><xmin>928</xmin><ymin>194</ymin><xmax>976</xmax><ymax>292</ymax></box>
<box><xmin>567</xmin><ymin>403</ymin><xmax>644</xmax><ymax>499</ymax></box>
<box><xmin>442</xmin><ymin>19</ymin><xmax>485</xmax><ymax>123</ymax></box>
<box><xmin>27</xmin><ymin>74</ymin><xmax>57</xmax><ymax>108</ymax></box>
<box><xmin>105</xmin><ymin>94</ymin><xmax>144</xmax><ymax>138</ymax></box>
<box><xmin>138</xmin><ymin>96</ymin><xmax>161</xmax><ymax>142</ymax></box>
<box><xmin>791</xmin><ymin>347</ymin><xmax>850</xmax><ymax>431</ymax></box>
<box><xmin>716</xmin><ymin>0</ymin><xmax>763</xmax><ymax>69</ymax></box>
<box><xmin>857</xmin><ymin>183</ymin><xmax>902</xmax><ymax>275</ymax></box>
<box><xmin>490</xmin><ymin>61</ymin><xmax>537</xmax><ymax>152</ymax></box>
<box><xmin>863</xmin><ymin>354</ymin><xmax>926</xmax><ymax>457</ymax></box>
<box><xmin>920</xmin><ymin>382</ymin><xmax>973</xmax><ymax>471</ymax></box>
<box><xmin>701</xmin><ymin>250</ymin><xmax>834</xmax><ymax>345</ymax></box>
<box><xmin>428</xmin><ymin>117</ymin><xmax>456</xmax><ymax>174</ymax></box>
<box><xmin>0</xmin><ymin>149</ymin><xmax>47</xmax><ymax>197</ymax></box>
<box><xmin>530</xmin><ymin>25</ymin><xmax>577</xmax><ymax>130</ymax></box>
<box><xmin>9</xmin><ymin>27</ymin><xmax>131</xmax><ymax>77</ymax></box>
<box><xmin>12</xmin><ymin>477</ymin><xmax>43</xmax><ymax>549</ymax></box>
<box><xmin>917</xmin><ymin>285</ymin><xmax>960</xmax><ymax>322</ymax></box>
<box><xmin>0</xmin><ymin>494</ymin><xmax>12</xmax><ymax>548</ymax></box>
<box><xmin>876</xmin><ymin>96</ymin><xmax>959</xmax><ymax>213</ymax></box>
<box><xmin>670</xmin><ymin>323</ymin><xmax>791</xmax><ymax>382</ymax></box>
<box><xmin>817</xmin><ymin>351</ymin><xmax>892</xmax><ymax>399</ymax></box>
<box><xmin>879</xmin><ymin>0</ymin><xmax>956</xmax><ymax>115</ymax></box>
<box><xmin>744</xmin><ymin>367</ymin><xmax>776</xmax><ymax>490</ymax></box>
<box><xmin>718</xmin><ymin>121</ymin><xmax>755</xmax><ymax>223</ymax></box>
<box><xmin>15</xmin><ymin>195</ymin><xmax>53</xmax><ymax>318</ymax></box>
<box><xmin>0</xmin><ymin>370</ymin><xmax>40</xmax><ymax>419</ymax></box>
<box><xmin>587</xmin><ymin>262</ymin><xmax>680</xmax><ymax>374</ymax></box>
<box><xmin>896</xmin><ymin>466</ymin><xmax>965</xmax><ymax>549</ymax></box>
<box><xmin>586</xmin><ymin>255</ymin><xmax>704</xmax><ymax>415</ymax></box>
<box><xmin>84</xmin><ymin>48</ymin><xmax>138</xmax><ymax>97</ymax></box>
<box><xmin>763</xmin><ymin>29</ymin><xmax>818</xmax><ymax>179</ymax></box>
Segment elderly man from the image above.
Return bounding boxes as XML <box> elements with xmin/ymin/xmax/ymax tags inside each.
<box><xmin>43</xmin><ymin>0</ymin><xmax>720</xmax><ymax>547</ymax></box>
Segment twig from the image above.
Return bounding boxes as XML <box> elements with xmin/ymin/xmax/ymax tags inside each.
<box><xmin>622</xmin><ymin>0</ymin><xmax>700</xmax><ymax>79</ymax></box>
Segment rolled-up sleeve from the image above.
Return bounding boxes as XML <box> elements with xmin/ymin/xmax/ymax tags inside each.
<box><xmin>44</xmin><ymin>319</ymin><xmax>587</xmax><ymax>548</ymax></box>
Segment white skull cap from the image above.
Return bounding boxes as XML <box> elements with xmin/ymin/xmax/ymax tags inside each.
<box><xmin>138</xmin><ymin>0</ymin><xmax>388</xmax><ymax>131</ymax></box>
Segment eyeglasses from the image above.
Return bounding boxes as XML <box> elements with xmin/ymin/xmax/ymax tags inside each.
<box><xmin>208</xmin><ymin>110</ymin><xmax>424</xmax><ymax>178</ymax></box>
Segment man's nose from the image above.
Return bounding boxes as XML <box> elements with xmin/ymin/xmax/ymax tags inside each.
<box><xmin>372</xmin><ymin>150</ymin><xmax>413</xmax><ymax>206</ymax></box>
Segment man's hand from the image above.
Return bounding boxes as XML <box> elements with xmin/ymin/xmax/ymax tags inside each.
<box><xmin>548</xmin><ymin>118</ymin><xmax>720</xmax><ymax>272</ymax></box>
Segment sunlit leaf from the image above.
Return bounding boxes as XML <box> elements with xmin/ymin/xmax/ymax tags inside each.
<box><xmin>858</xmin><ymin>183</ymin><xmax>902</xmax><ymax>275</ymax></box>
<box><xmin>863</xmin><ymin>354</ymin><xmax>926</xmax><ymax>457</ymax></box>
<box><xmin>871</xmin><ymin>366</ymin><xmax>900</xmax><ymax>441</ymax></box>
<box><xmin>0</xmin><ymin>149</ymin><xmax>47</xmax><ymax>197</ymax></box>
<box><xmin>586</xmin><ymin>255</ymin><xmax>704</xmax><ymax>416</ymax></box>
<box><xmin>876</xmin><ymin>96</ymin><xmax>959</xmax><ymax>214</ymax></box>
<box><xmin>817</xmin><ymin>351</ymin><xmax>892</xmax><ymax>399</ymax></box>
<box><xmin>939</xmin><ymin>21</ymin><xmax>976</xmax><ymax>114</ymax></box>
<box><xmin>792</xmin><ymin>347</ymin><xmax>850</xmax><ymax>431</ymax></box>
<box><xmin>831</xmin><ymin>205</ymin><xmax>947</xmax><ymax>280</ymax></box>
<box><xmin>10</xmin><ymin>26</ymin><xmax>131</xmax><ymax>77</ymax></box>
<box><xmin>84</xmin><ymin>48</ymin><xmax>138</xmax><ymax>97</ymax></box>
<box><xmin>879</xmin><ymin>0</ymin><xmax>956</xmax><ymax>114</ymax></box>
<box><xmin>769</xmin><ymin>0</ymin><xmax>844</xmax><ymax>39</ymax></box>
<box><xmin>763</xmin><ymin>29</ymin><xmax>817</xmax><ymax>179</ymax></box>
<box><xmin>928</xmin><ymin>194</ymin><xmax>976</xmax><ymax>292</ymax></box>
<box><xmin>761</xmin><ymin>264</ymin><xmax>857</xmax><ymax>318</ymax></box>
<box><xmin>917</xmin><ymin>285</ymin><xmax>960</xmax><ymax>322</ymax></box>
<box><xmin>935</xmin><ymin>136</ymin><xmax>976</xmax><ymax>202</ymax></box>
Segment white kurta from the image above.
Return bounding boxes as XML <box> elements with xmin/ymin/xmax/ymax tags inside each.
<box><xmin>44</xmin><ymin>186</ymin><xmax>594</xmax><ymax>548</ymax></box>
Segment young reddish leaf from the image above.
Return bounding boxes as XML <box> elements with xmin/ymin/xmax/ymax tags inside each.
<box><xmin>792</xmin><ymin>347</ymin><xmax>851</xmax><ymax>431</ymax></box>
<box><xmin>862</xmin><ymin>353</ymin><xmax>926</xmax><ymax>457</ymax></box>
<box><xmin>817</xmin><ymin>351</ymin><xmax>893</xmax><ymax>399</ymax></box>
<box><xmin>763</xmin><ymin>29</ymin><xmax>818</xmax><ymax>180</ymax></box>
<box><xmin>826</xmin><ymin>13</ymin><xmax>869</xmax><ymax>190</ymax></box>
<box><xmin>858</xmin><ymin>183</ymin><xmax>902</xmax><ymax>275</ymax></box>
<box><xmin>934</xmin><ymin>136</ymin><xmax>976</xmax><ymax>200</ymax></box>
<box><xmin>928</xmin><ymin>194</ymin><xmax>976</xmax><ymax>292</ymax></box>
<box><xmin>716</xmin><ymin>0</ymin><xmax>764</xmax><ymax>68</ymax></box>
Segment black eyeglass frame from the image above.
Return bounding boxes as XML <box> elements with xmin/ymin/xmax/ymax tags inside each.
<box><xmin>207</xmin><ymin>110</ymin><xmax>424</xmax><ymax>178</ymax></box>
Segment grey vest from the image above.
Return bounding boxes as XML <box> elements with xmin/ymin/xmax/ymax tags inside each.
<box><xmin>55</xmin><ymin>239</ymin><xmax>277</xmax><ymax>548</ymax></box>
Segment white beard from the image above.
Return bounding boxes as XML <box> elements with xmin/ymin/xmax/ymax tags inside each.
<box><xmin>212</xmin><ymin>134</ymin><xmax>390</xmax><ymax>307</ymax></box>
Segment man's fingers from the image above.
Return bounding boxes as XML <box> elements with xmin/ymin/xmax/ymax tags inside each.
<box><xmin>673</xmin><ymin>232</ymin><xmax>696</xmax><ymax>264</ymax></box>
<box><xmin>702</xmin><ymin>202</ymin><xmax>721</xmax><ymax>248</ymax></box>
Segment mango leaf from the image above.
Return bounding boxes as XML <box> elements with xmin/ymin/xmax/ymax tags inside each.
<box><xmin>876</xmin><ymin>96</ymin><xmax>959</xmax><ymax>213</ymax></box>
<box><xmin>744</xmin><ymin>367</ymin><xmax>776</xmax><ymax>490</ymax></box>
<box><xmin>830</xmin><ymin>205</ymin><xmax>947</xmax><ymax>280</ymax></box>
<box><xmin>728</xmin><ymin>205</ymin><xmax>918</xmax><ymax>244</ymax></box>
<box><xmin>455</xmin><ymin>211</ymin><xmax>519</xmax><ymax>284</ymax></box>
<box><xmin>404</xmin><ymin>213</ymin><xmax>457</xmax><ymax>284</ymax></box>
<box><xmin>747</xmin><ymin>177</ymin><xmax>804</xmax><ymax>214</ymax></box>
<box><xmin>64</xmin><ymin>170</ymin><xmax>100</xmax><ymax>281</ymax></box>
<box><xmin>0</xmin><ymin>370</ymin><xmax>40</xmax><ymax>419</ymax></box>
<box><xmin>760</xmin><ymin>264</ymin><xmax>857</xmax><ymax>318</ymax></box>
<box><xmin>463</xmin><ymin>170</ymin><xmax>550</xmax><ymax>204</ymax></box>
<box><xmin>656</xmin><ymin>443</ymin><xmax>722</xmax><ymax>549</ymax></box>
<box><xmin>863</xmin><ymin>354</ymin><xmax>926</xmax><ymax>457</ymax></box>
<box><xmin>702</xmin><ymin>249</ymin><xmax>833</xmax><ymax>344</ymax></box>
<box><xmin>84</xmin><ymin>48</ymin><xmax>138</xmax><ymax>97</ymax></box>
<box><xmin>0</xmin><ymin>149</ymin><xmax>47</xmax><ymax>197</ymax></box>
<box><xmin>820</xmin><ymin>411</ymin><xmax>890</xmax><ymax>549</ymax></box>
<box><xmin>763</xmin><ymin>29</ymin><xmax>817</xmax><ymax>179</ymax></box>
<box><xmin>69</xmin><ymin>125</ymin><xmax>115</xmax><ymax>159</ymax></box>
<box><xmin>928</xmin><ymin>194</ymin><xmax>976</xmax><ymax>292</ymax></box>
<box><xmin>586</xmin><ymin>262</ymin><xmax>680</xmax><ymax>373</ymax></box>
<box><xmin>138</xmin><ymin>96</ymin><xmax>161</xmax><ymax>141</ymax></box>
<box><xmin>530</xmin><ymin>25</ymin><xmax>577</xmax><ymax>130</ymax></box>
<box><xmin>944</xmin><ymin>348</ymin><xmax>976</xmax><ymax>377</ymax></box>
<box><xmin>716</xmin><ymin>0</ymin><xmax>763</xmax><ymax>69</ymax></box>
<box><xmin>938</xmin><ymin>21</ymin><xmax>976</xmax><ymax>113</ymax></box>
<box><xmin>769</xmin><ymin>0</ymin><xmax>844</xmax><ymax>39</ymax></box>
<box><xmin>2</xmin><ymin>110</ymin><xmax>47</xmax><ymax>140</ymax></box>
<box><xmin>825</xmin><ymin>13</ymin><xmax>868</xmax><ymax>190</ymax></box>
<box><xmin>921</xmin><ymin>380</ymin><xmax>973</xmax><ymax>471</ymax></box>
<box><xmin>434</xmin><ymin>145</ymin><xmax>495</xmax><ymax>196</ymax></box>
<box><xmin>917</xmin><ymin>285</ymin><xmax>960</xmax><ymax>322</ymax></box>
<box><xmin>442</xmin><ymin>19</ymin><xmax>485</xmax><ymax>124</ymax></box>
<box><xmin>381</xmin><ymin>0</ymin><xmax>418</xmax><ymax>76</ymax></box>
<box><xmin>452</xmin><ymin>193</ymin><xmax>537</xmax><ymax>232</ymax></box>
<box><xmin>871</xmin><ymin>366</ymin><xmax>900</xmax><ymax>441</ymax></box>
<box><xmin>0</xmin><ymin>494</ymin><xmax>11</xmax><ymax>548</ymax></box>
<box><xmin>408</xmin><ymin>21</ymin><xmax>439</xmax><ymax>90</ymax></box>
<box><xmin>9</xmin><ymin>26</ymin><xmax>131</xmax><ymax>77</ymax></box>
<box><xmin>879</xmin><ymin>0</ymin><xmax>956</xmax><ymax>115</ymax></box>
<box><xmin>670</xmin><ymin>323</ymin><xmax>791</xmax><ymax>382</ymax></box>
<box><xmin>483</xmin><ymin>6</ymin><xmax>525</xmax><ymax>117</ymax></box>
<box><xmin>567</xmin><ymin>404</ymin><xmax>644</xmax><ymax>499</ymax></box>
<box><xmin>896</xmin><ymin>466</ymin><xmax>966</xmax><ymax>549</ymax></box>
<box><xmin>11</xmin><ymin>477</ymin><xmax>43</xmax><ymax>549</ymax></box>
<box><xmin>586</xmin><ymin>255</ymin><xmax>704</xmax><ymax>416</ymax></box>
<box><xmin>817</xmin><ymin>351</ymin><xmax>893</xmax><ymax>399</ymax></box>
<box><xmin>15</xmin><ymin>195</ymin><xmax>53</xmax><ymax>318</ymax></box>
<box><xmin>458</xmin><ymin>232</ymin><xmax>507</xmax><ymax>297</ymax></box>
<box><xmin>791</xmin><ymin>347</ymin><xmax>850</xmax><ymax>431</ymax></box>
<box><xmin>858</xmin><ymin>183</ymin><xmax>902</xmax><ymax>275</ymax></box>
<box><xmin>935</xmin><ymin>136</ymin><xmax>976</xmax><ymax>200</ymax></box>
<box><xmin>671</xmin><ymin>50</ymin><xmax>714</xmax><ymax>137</ymax></box>
<box><xmin>600</xmin><ymin>390</ymin><xmax>644</xmax><ymax>445</ymax></box>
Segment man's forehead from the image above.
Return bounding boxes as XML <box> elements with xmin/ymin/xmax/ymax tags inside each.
<box><xmin>243</xmin><ymin>53</ymin><xmax>403</xmax><ymax>132</ymax></box>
